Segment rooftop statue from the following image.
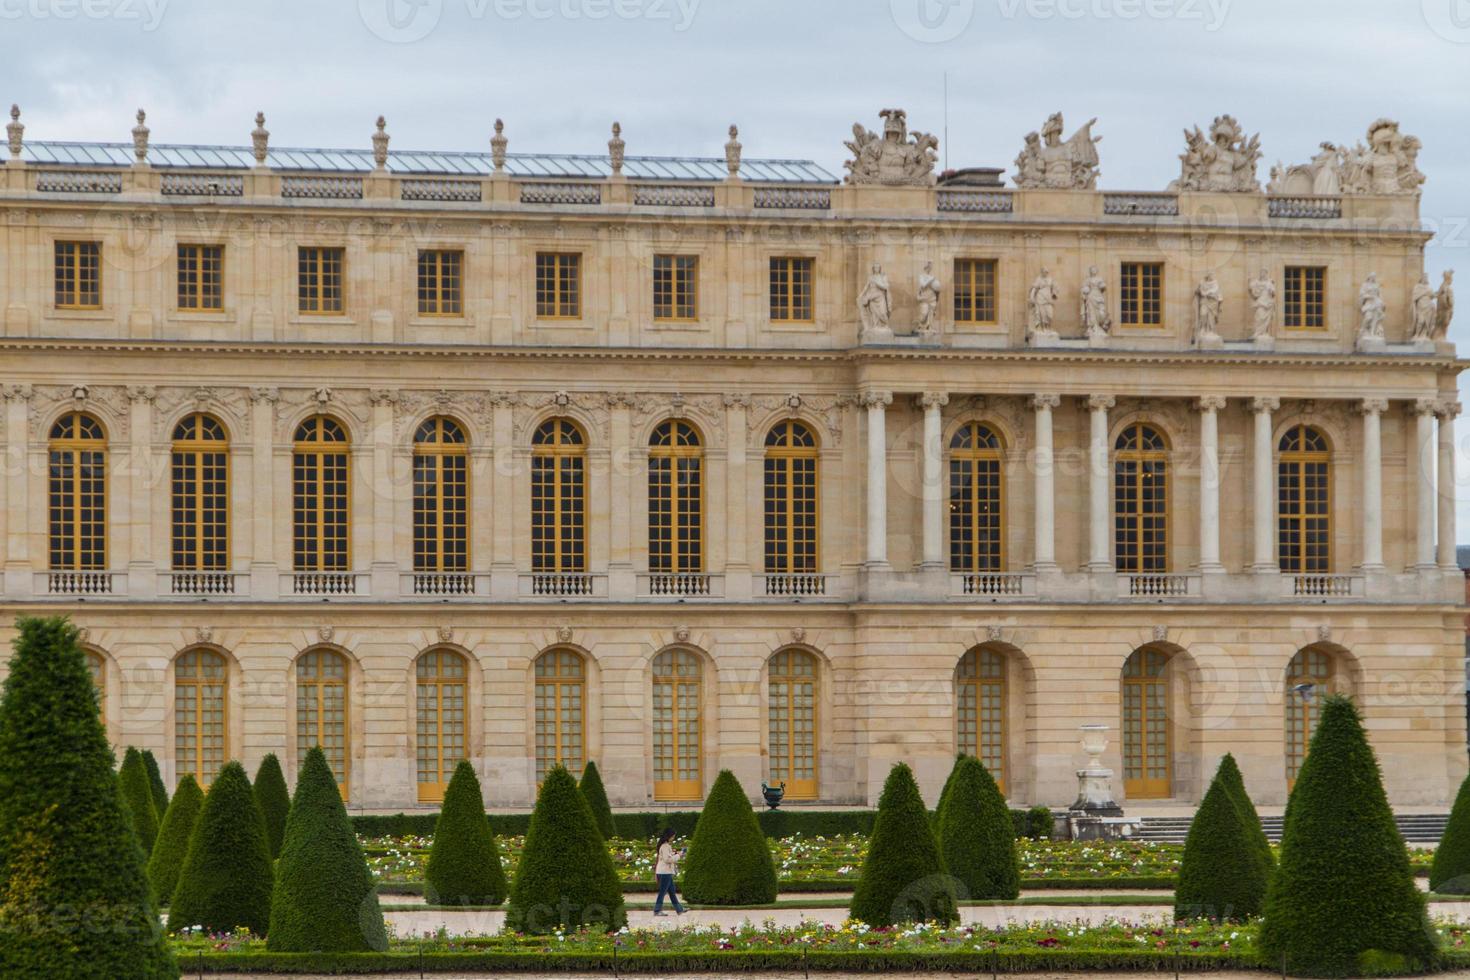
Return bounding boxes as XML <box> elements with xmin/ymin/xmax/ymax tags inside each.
<box><xmin>1013</xmin><ymin>112</ymin><xmax>1101</xmax><ymax>190</ymax></box>
<box><xmin>1172</xmin><ymin>114</ymin><xmax>1262</xmax><ymax>193</ymax></box>
<box><xmin>1435</xmin><ymin>271</ymin><xmax>1455</xmax><ymax>340</ymax></box>
<box><xmin>843</xmin><ymin>109</ymin><xmax>938</xmax><ymax>186</ymax></box>
<box><xmin>1266</xmin><ymin>120</ymin><xmax>1425</xmax><ymax>196</ymax></box>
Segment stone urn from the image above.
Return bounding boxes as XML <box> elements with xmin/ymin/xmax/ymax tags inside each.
<box><xmin>1071</xmin><ymin>724</ymin><xmax>1122</xmax><ymax>818</ymax></box>
<box><xmin>761</xmin><ymin>781</ymin><xmax>786</xmax><ymax>810</ymax></box>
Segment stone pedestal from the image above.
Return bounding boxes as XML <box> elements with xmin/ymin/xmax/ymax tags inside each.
<box><xmin>1195</xmin><ymin>331</ymin><xmax>1224</xmax><ymax>350</ymax></box>
<box><xmin>1029</xmin><ymin>329</ymin><xmax>1061</xmax><ymax>348</ymax></box>
<box><xmin>1252</xmin><ymin>333</ymin><xmax>1275</xmax><ymax>351</ymax></box>
<box><xmin>1067</xmin><ymin>724</ymin><xmax>1131</xmax><ymax>840</ymax></box>
<box><xmin>1357</xmin><ymin>334</ymin><xmax>1387</xmax><ymax>352</ymax></box>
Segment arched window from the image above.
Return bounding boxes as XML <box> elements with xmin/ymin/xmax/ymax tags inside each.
<box><xmin>292</xmin><ymin>416</ymin><xmax>349</xmax><ymax>572</ymax></box>
<box><xmin>956</xmin><ymin>648</ymin><xmax>1006</xmax><ymax>793</ymax></box>
<box><xmin>768</xmin><ymin>649</ymin><xmax>818</xmax><ymax>800</ymax></box>
<box><xmin>531</xmin><ymin>419</ymin><xmax>586</xmax><ymax>573</ymax></box>
<box><xmin>1121</xmin><ymin>648</ymin><xmax>1171</xmax><ymax>799</ymax></box>
<box><xmin>1114</xmin><ymin>423</ymin><xmax>1168</xmax><ymax>574</ymax></box>
<box><xmin>1285</xmin><ymin>648</ymin><xmax>1336</xmax><ymax>787</ymax></box>
<box><xmin>48</xmin><ymin>411</ymin><xmax>106</xmax><ymax>570</ymax></box>
<box><xmin>652</xmin><ymin>649</ymin><xmax>702</xmax><ymax>801</ymax></box>
<box><xmin>171</xmin><ymin>414</ymin><xmax>228</xmax><ymax>571</ymax></box>
<box><xmin>297</xmin><ymin>649</ymin><xmax>350</xmax><ymax>800</ymax></box>
<box><xmin>415</xmin><ymin>649</ymin><xmax>467</xmax><ymax>802</ymax></box>
<box><xmin>763</xmin><ymin>421</ymin><xmax>819</xmax><ymax>574</ymax></box>
<box><xmin>648</xmin><ymin>421</ymin><xmax>704</xmax><ymax>575</ymax></box>
<box><xmin>534</xmin><ymin>649</ymin><xmax>585</xmax><ymax>783</ymax></box>
<box><xmin>86</xmin><ymin>649</ymin><xmax>105</xmax><ymax>730</ymax></box>
<box><xmin>1278</xmin><ymin>425</ymin><xmax>1330</xmax><ymax>574</ymax></box>
<box><xmin>175</xmin><ymin>648</ymin><xmax>228</xmax><ymax>788</ymax></box>
<box><xmin>413</xmin><ymin>417</ymin><xmax>468</xmax><ymax>573</ymax></box>
<box><xmin>949</xmin><ymin>422</ymin><xmax>1005</xmax><ymax>572</ymax></box>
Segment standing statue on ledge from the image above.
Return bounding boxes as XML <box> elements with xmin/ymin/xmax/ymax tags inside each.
<box><xmin>1027</xmin><ymin>268</ymin><xmax>1059</xmax><ymax>341</ymax></box>
<box><xmin>857</xmin><ymin>262</ymin><xmax>892</xmax><ymax>340</ymax></box>
<box><xmin>916</xmin><ymin>261</ymin><xmax>942</xmax><ymax>338</ymax></box>
<box><xmin>1194</xmin><ymin>271</ymin><xmax>1223</xmax><ymax>345</ymax></box>
<box><xmin>1013</xmin><ymin>112</ymin><xmax>1102</xmax><ymax>190</ymax></box>
<box><xmin>1358</xmin><ymin>273</ymin><xmax>1386</xmax><ymax>344</ymax></box>
<box><xmin>1435</xmin><ymin>270</ymin><xmax>1455</xmax><ymax>340</ymax></box>
<box><xmin>1249</xmin><ymin>268</ymin><xmax>1276</xmax><ymax>340</ymax></box>
<box><xmin>1411</xmin><ymin>273</ymin><xmax>1438</xmax><ymax>342</ymax></box>
<box><xmin>1080</xmin><ymin>265</ymin><xmax>1111</xmax><ymax>338</ymax></box>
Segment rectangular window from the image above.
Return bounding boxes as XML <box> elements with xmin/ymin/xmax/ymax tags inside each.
<box><xmin>1283</xmin><ymin>266</ymin><xmax>1327</xmax><ymax>330</ymax></box>
<box><xmin>1119</xmin><ymin>262</ymin><xmax>1163</xmax><ymax>327</ymax></box>
<box><xmin>653</xmin><ymin>254</ymin><xmax>699</xmax><ymax>321</ymax></box>
<box><xmin>298</xmin><ymin>247</ymin><xmax>345</xmax><ymax>314</ymax></box>
<box><xmin>769</xmin><ymin>257</ymin><xmax>814</xmax><ymax>322</ymax></box>
<box><xmin>417</xmin><ymin>249</ymin><xmax>463</xmax><ymax>317</ymax></box>
<box><xmin>54</xmin><ymin>241</ymin><xmax>101</xmax><ymax>310</ymax></box>
<box><xmin>535</xmin><ymin>252</ymin><xmax>581</xmax><ymax>318</ymax></box>
<box><xmin>953</xmin><ymin>258</ymin><xmax>998</xmax><ymax>324</ymax></box>
<box><xmin>177</xmin><ymin>244</ymin><xmax>224</xmax><ymax>312</ymax></box>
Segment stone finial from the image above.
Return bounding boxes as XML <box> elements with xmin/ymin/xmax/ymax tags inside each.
<box><xmin>372</xmin><ymin>115</ymin><xmax>389</xmax><ymax>171</ymax></box>
<box><xmin>491</xmin><ymin>118</ymin><xmax>507</xmax><ymax>172</ymax></box>
<box><xmin>7</xmin><ymin>104</ymin><xmax>22</xmax><ymax>161</ymax></box>
<box><xmin>608</xmin><ymin>121</ymin><xmax>624</xmax><ymax>175</ymax></box>
<box><xmin>131</xmin><ymin>108</ymin><xmax>150</xmax><ymax>165</ymax></box>
<box><xmin>725</xmin><ymin>124</ymin><xmax>741</xmax><ymax>179</ymax></box>
<box><xmin>251</xmin><ymin>111</ymin><xmax>269</xmax><ymax>166</ymax></box>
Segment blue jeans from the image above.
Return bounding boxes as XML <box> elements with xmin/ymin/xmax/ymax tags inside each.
<box><xmin>654</xmin><ymin>873</ymin><xmax>684</xmax><ymax>914</ymax></box>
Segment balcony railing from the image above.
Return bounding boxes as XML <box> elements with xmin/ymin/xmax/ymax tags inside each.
<box><xmin>752</xmin><ymin>187</ymin><xmax>831</xmax><ymax>210</ymax></box>
<box><xmin>758</xmin><ymin>573</ymin><xmax>835</xmax><ymax>598</ymax></box>
<box><xmin>400</xmin><ymin>178</ymin><xmax>482</xmax><ymax>203</ymax></box>
<box><xmin>520</xmin><ymin>572</ymin><xmax>609</xmax><ymax>598</ymax></box>
<box><xmin>38</xmin><ymin>570</ymin><xmax>120</xmax><ymax>596</ymax></box>
<box><xmin>162</xmin><ymin>571</ymin><xmax>245</xmax><ymax>597</ymax></box>
<box><xmin>1268</xmin><ymin>195</ymin><xmax>1342</xmax><ymax>219</ymax></box>
<box><xmin>1103</xmin><ymin>192</ymin><xmax>1179</xmax><ymax>216</ymax></box>
<box><xmin>951</xmin><ymin>572</ymin><xmax>1033</xmax><ymax>598</ymax></box>
<box><xmin>283</xmin><ymin>571</ymin><xmax>368</xmax><ymax>597</ymax></box>
<box><xmin>402</xmin><ymin>572</ymin><xmax>489</xmax><ymax>597</ymax></box>
<box><xmin>36</xmin><ymin>170</ymin><xmax>123</xmax><ymax>194</ymax></box>
<box><xmin>638</xmin><ymin>572</ymin><xmax>724</xmax><ymax>599</ymax></box>
<box><xmin>519</xmin><ymin>182</ymin><xmax>602</xmax><ymax>206</ymax></box>
<box><xmin>160</xmin><ymin>173</ymin><xmax>244</xmax><ymax>197</ymax></box>
<box><xmin>936</xmin><ymin>190</ymin><xmax>1013</xmax><ymax>214</ymax></box>
<box><xmin>633</xmin><ymin>184</ymin><xmax>717</xmax><ymax>208</ymax></box>
<box><xmin>1119</xmin><ymin>573</ymin><xmax>1200</xmax><ymax>598</ymax></box>
<box><xmin>280</xmin><ymin>175</ymin><xmax>364</xmax><ymax>200</ymax></box>
<box><xmin>1286</xmin><ymin>573</ymin><xmax>1363</xmax><ymax>598</ymax></box>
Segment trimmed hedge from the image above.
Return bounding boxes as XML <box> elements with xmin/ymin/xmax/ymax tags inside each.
<box><xmin>850</xmin><ymin>762</ymin><xmax>956</xmax><ymax>927</ymax></box>
<box><xmin>0</xmin><ymin>615</ymin><xmax>178</xmax><ymax>978</ymax></box>
<box><xmin>147</xmin><ymin>774</ymin><xmax>204</xmax><ymax>907</ymax></box>
<box><xmin>167</xmin><ymin>761</ymin><xmax>274</xmax><ymax>937</ymax></box>
<box><xmin>268</xmin><ymin>747</ymin><xmax>387</xmax><ymax>952</ymax></box>
<box><xmin>936</xmin><ymin>756</ymin><xmax>1019</xmax><ymax>900</ymax></box>
<box><xmin>1174</xmin><ymin>757</ymin><xmax>1269</xmax><ymax>920</ymax></box>
<box><xmin>1261</xmin><ymin>695</ymin><xmax>1437</xmax><ymax>977</ymax></box>
<box><xmin>143</xmin><ymin>749</ymin><xmax>169</xmax><ymax>820</ymax></box>
<box><xmin>1214</xmin><ymin>753</ymin><xmax>1274</xmax><ymax>880</ymax></box>
<box><xmin>373</xmin><ymin>874</ymin><xmax>1180</xmax><ymax>897</ymax></box>
<box><xmin>1430</xmin><ymin>768</ymin><xmax>1470</xmax><ymax>894</ymax></box>
<box><xmin>425</xmin><ymin>761</ymin><xmax>507</xmax><ymax>906</ymax></box>
<box><xmin>681</xmin><ymin>770</ymin><xmax>778</xmax><ymax>904</ymax></box>
<box><xmin>506</xmin><ymin>765</ymin><xmax>626</xmax><ymax>934</ymax></box>
<box><xmin>253</xmin><ymin>754</ymin><xmax>291</xmax><ymax>860</ymax></box>
<box><xmin>578</xmin><ymin>761</ymin><xmax>616</xmax><ymax>841</ymax></box>
<box><xmin>119</xmin><ymin>746</ymin><xmax>161</xmax><ymax>856</ymax></box>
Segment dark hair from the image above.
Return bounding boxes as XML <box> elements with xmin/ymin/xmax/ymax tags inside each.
<box><xmin>655</xmin><ymin>827</ymin><xmax>676</xmax><ymax>853</ymax></box>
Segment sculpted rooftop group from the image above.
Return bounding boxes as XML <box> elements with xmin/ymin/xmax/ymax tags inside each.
<box><xmin>843</xmin><ymin>109</ymin><xmax>1451</xmax><ymax>351</ymax></box>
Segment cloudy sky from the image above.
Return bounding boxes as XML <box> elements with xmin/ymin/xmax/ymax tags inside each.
<box><xmin>5</xmin><ymin>0</ymin><xmax>1470</xmax><ymax>531</ymax></box>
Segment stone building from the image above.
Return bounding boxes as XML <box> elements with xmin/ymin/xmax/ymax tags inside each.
<box><xmin>0</xmin><ymin>106</ymin><xmax>1461</xmax><ymax>811</ymax></box>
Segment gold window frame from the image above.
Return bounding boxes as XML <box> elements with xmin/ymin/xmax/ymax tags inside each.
<box><xmin>948</xmin><ymin>421</ymin><xmax>1005</xmax><ymax>572</ymax></box>
<box><xmin>417</xmin><ymin>249</ymin><xmax>464</xmax><ymax>317</ymax></box>
<box><xmin>763</xmin><ymin>420</ymin><xmax>820</xmax><ymax>574</ymax></box>
<box><xmin>530</xmin><ymin>418</ymin><xmax>587</xmax><ymax>573</ymax></box>
<box><xmin>48</xmin><ymin>411</ymin><xmax>107</xmax><ymax>571</ymax></box>
<box><xmin>175</xmin><ymin>648</ymin><xmax>228</xmax><ymax>788</ymax></box>
<box><xmin>955</xmin><ymin>648</ymin><xmax>1007</xmax><ymax>794</ymax></box>
<box><xmin>298</xmin><ymin>246</ymin><xmax>345</xmax><ymax>315</ymax></box>
<box><xmin>171</xmin><ymin>413</ymin><xmax>229</xmax><ymax>572</ymax></box>
<box><xmin>535</xmin><ymin>251</ymin><xmax>582</xmax><ymax>319</ymax></box>
<box><xmin>952</xmin><ymin>258</ymin><xmax>998</xmax><ymax>325</ymax></box>
<box><xmin>412</xmin><ymin>417</ymin><xmax>470</xmax><ymax>573</ymax></box>
<box><xmin>54</xmin><ymin>240</ymin><xmax>101</xmax><ymax>310</ymax></box>
<box><xmin>767</xmin><ymin>649</ymin><xmax>818</xmax><ymax>800</ymax></box>
<box><xmin>648</xmin><ymin>420</ymin><xmax>705</xmax><ymax>574</ymax></box>
<box><xmin>652</xmin><ymin>254</ymin><xmax>700</xmax><ymax>321</ymax></box>
<box><xmin>297</xmin><ymin>649</ymin><xmax>351</xmax><ymax>800</ymax></box>
<box><xmin>292</xmin><ymin>416</ymin><xmax>351</xmax><ymax>572</ymax></box>
<box><xmin>534</xmin><ymin>649</ymin><xmax>586</xmax><ymax>783</ymax></box>
<box><xmin>177</xmin><ymin>243</ymin><xmax>224</xmax><ymax>312</ymax></box>
<box><xmin>415</xmin><ymin>649</ymin><xmax>467</xmax><ymax>802</ymax></box>
<box><xmin>1277</xmin><ymin>424</ymin><xmax>1331</xmax><ymax>574</ymax></box>
<box><xmin>1113</xmin><ymin>422</ymin><xmax>1169</xmax><ymax>574</ymax></box>
<box><xmin>1283</xmin><ymin>266</ymin><xmax>1328</xmax><ymax>331</ymax></box>
<box><xmin>1122</xmin><ymin>648</ymin><xmax>1171</xmax><ymax>799</ymax></box>
<box><xmin>769</xmin><ymin>256</ymin><xmax>815</xmax><ymax>323</ymax></box>
<box><xmin>1119</xmin><ymin>261</ymin><xmax>1164</xmax><ymax>328</ymax></box>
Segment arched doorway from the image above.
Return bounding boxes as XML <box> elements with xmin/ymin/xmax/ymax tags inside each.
<box><xmin>1121</xmin><ymin>647</ymin><xmax>1173</xmax><ymax>798</ymax></box>
<box><xmin>767</xmin><ymin>648</ymin><xmax>819</xmax><ymax>800</ymax></box>
<box><xmin>651</xmin><ymin>649</ymin><xmax>703</xmax><ymax>802</ymax></box>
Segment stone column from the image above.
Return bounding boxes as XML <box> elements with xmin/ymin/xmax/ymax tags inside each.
<box><xmin>368</xmin><ymin>391</ymin><xmax>398</xmax><ymax>597</ymax></box>
<box><xmin>918</xmin><ymin>392</ymin><xmax>948</xmax><ymax>569</ymax></box>
<box><xmin>489</xmin><ymin>392</ymin><xmax>517</xmax><ymax>599</ymax></box>
<box><xmin>608</xmin><ymin>393</ymin><xmax>635</xmax><ymax>596</ymax></box>
<box><xmin>1438</xmin><ymin>400</ymin><xmax>1461</xmax><ymax>569</ymax></box>
<box><xmin>1197</xmin><ymin>396</ymin><xmax>1226</xmax><ymax>572</ymax></box>
<box><xmin>1086</xmin><ymin>395</ymin><xmax>1114</xmax><ymax>571</ymax></box>
<box><xmin>1031</xmin><ymin>394</ymin><xmax>1061</xmax><ymax>570</ymax></box>
<box><xmin>125</xmin><ymin>387</ymin><xmax>156</xmax><ymax>597</ymax></box>
<box><xmin>2</xmin><ymin>385</ymin><xmax>31</xmax><ymax>596</ymax></box>
<box><xmin>722</xmin><ymin>394</ymin><xmax>751</xmax><ymax>598</ymax></box>
<box><xmin>1251</xmin><ymin>397</ymin><xmax>1279</xmax><ymax>572</ymax></box>
<box><xmin>863</xmin><ymin>390</ymin><xmax>893</xmax><ymax>568</ymax></box>
<box><xmin>248</xmin><ymin>387</ymin><xmax>279</xmax><ymax>599</ymax></box>
<box><xmin>1414</xmin><ymin>398</ymin><xmax>1438</xmax><ymax>570</ymax></box>
<box><xmin>1359</xmin><ymin>398</ymin><xmax>1387</xmax><ymax>571</ymax></box>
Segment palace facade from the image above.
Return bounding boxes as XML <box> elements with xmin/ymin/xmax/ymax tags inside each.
<box><xmin>0</xmin><ymin>107</ymin><xmax>1462</xmax><ymax>811</ymax></box>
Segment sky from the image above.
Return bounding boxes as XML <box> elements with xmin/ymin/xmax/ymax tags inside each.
<box><xmin>3</xmin><ymin>0</ymin><xmax>1470</xmax><ymax>535</ymax></box>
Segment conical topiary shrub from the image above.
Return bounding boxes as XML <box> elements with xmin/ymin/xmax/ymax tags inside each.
<box><xmin>1174</xmin><ymin>757</ymin><xmax>1270</xmax><ymax>920</ymax></box>
<box><xmin>1214</xmin><ymin>752</ymin><xmax>1274</xmax><ymax>879</ymax></box>
<box><xmin>682</xmin><ymin>770</ymin><xmax>778</xmax><ymax>904</ymax></box>
<box><xmin>936</xmin><ymin>756</ymin><xmax>1019</xmax><ymax>900</ymax></box>
<box><xmin>253</xmin><ymin>754</ymin><xmax>291</xmax><ymax>860</ymax></box>
<box><xmin>507</xmin><ymin>765</ymin><xmax>626</xmax><ymax>934</ymax></box>
<box><xmin>142</xmin><ymin>749</ymin><xmax>168</xmax><ymax>821</ymax></box>
<box><xmin>850</xmin><ymin>762</ymin><xmax>957</xmax><ymax>927</ymax></box>
<box><xmin>425</xmin><ymin>761</ymin><xmax>508</xmax><ymax>906</ymax></box>
<box><xmin>1260</xmin><ymin>695</ymin><xmax>1437</xmax><ymax>977</ymax></box>
<box><xmin>0</xmin><ymin>616</ymin><xmax>177</xmax><ymax>977</ymax></box>
<box><xmin>118</xmin><ymin>747</ymin><xmax>160</xmax><ymax>856</ymax></box>
<box><xmin>932</xmin><ymin>753</ymin><xmax>968</xmax><ymax>831</ymax></box>
<box><xmin>578</xmin><ymin>760</ymin><xmax>616</xmax><ymax>840</ymax></box>
<box><xmin>267</xmin><ymin>747</ymin><xmax>386</xmax><ymax>952</ymax></box>
<box><xmin>1431</xmin><ymin>769</ymin><xmax>1470</xmax><ymax>894</ymax></box>
<box><xmin>147</xmin><ymin>774</ymin><xmax>203</xmax><ymax>908</ymax></box>
<box><xmin>167</xmin><ymin>761</ymin><xmax>274</xmax><ymax>936</ymax></box>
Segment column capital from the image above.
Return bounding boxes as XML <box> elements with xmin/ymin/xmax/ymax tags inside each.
<box><xmin>1031</xmin><ymin>393</ymin><xmax>1061</xmax><ymax>411</ymax></box>
<box><xmin>916</xmin><ymin>391</ymin><xmax>949</xmax><ymax>410</ymax></box>
<box><xmin>1437</xmin><ymin>399</ymin><xmax>1462</xmax><ymax>420</ymax></box>
<box><xmin>1250</xmin><ymin>396</ymin><xmax>1279</xmax><ymax>414</ymax></box>
<box><xmin>1</xmin><ymin>383</ymin><xmax>31</xmax><ymax>403</ymax></box>
<box><xmin>1359</xmin><ymin>397</ymin><xmax>1389</xmax><ymax>415</ymax></box>
<box><xmin>1085</xmin><ymin>394</ymin><xmax>1115</xmax><ymax>412</ymax></box>
<box><xmin>1197</xmin><ymin>395</ymin><xmax>1227</xmax><ymax>412</ymax></box>
<box><xmin>861</xmin><ymin>389</ymin><xmax>893</xmax><ymax>409</ymax></box>
<box><xmin>249</xmin><ymin>386</ymin><xmax>280</xmax><ymax>405</ymax></box>
<box><xmin>1414</xmin><ymin>396</ymin><xmax>1440</xmax><ymax>416</ymax></box>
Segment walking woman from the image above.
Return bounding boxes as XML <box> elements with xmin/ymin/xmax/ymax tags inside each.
<box><xmin>652</xmin><ymin>828</ymin><xmax>685</xmax><ymax>916</ymax></box>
